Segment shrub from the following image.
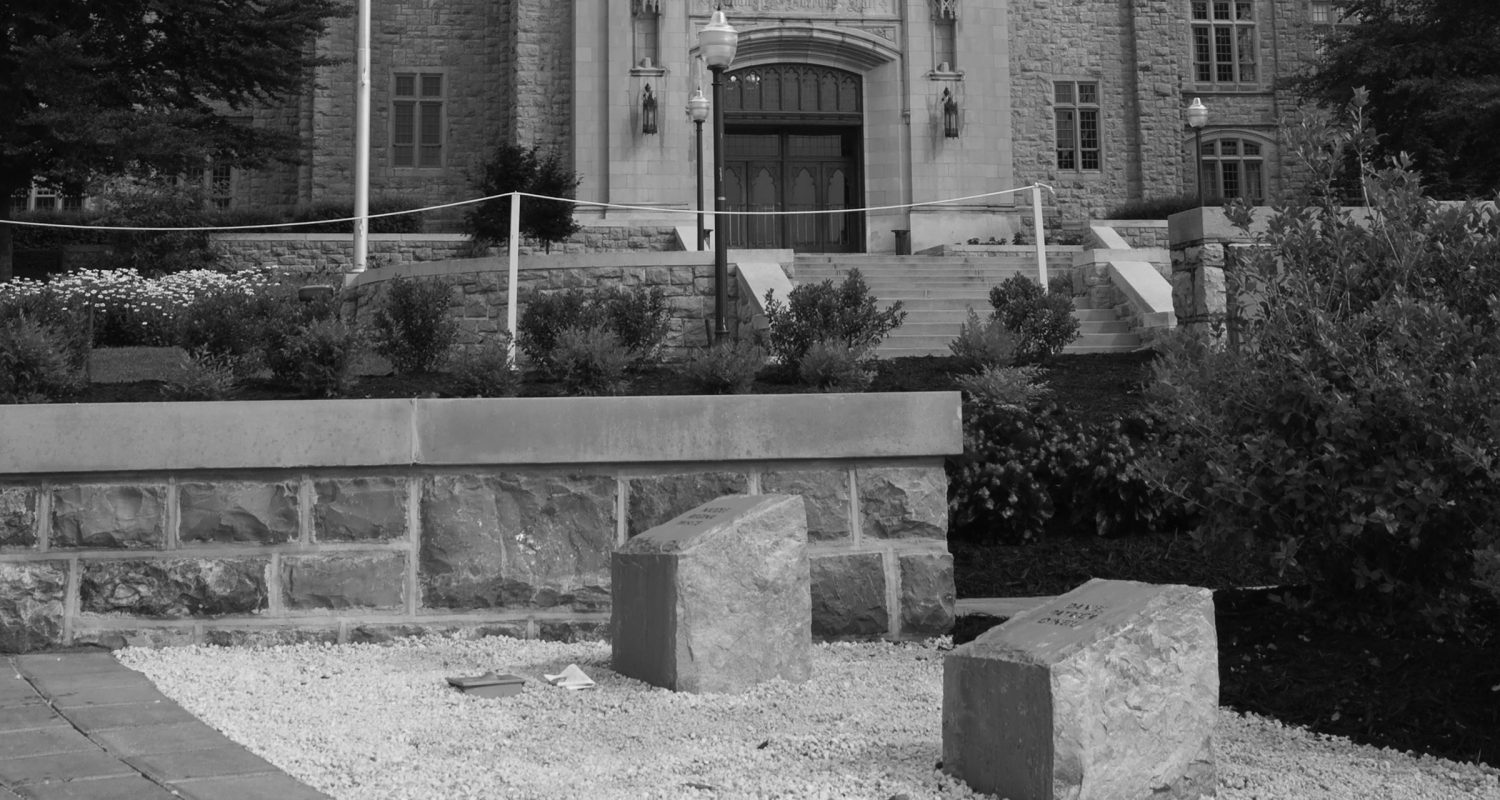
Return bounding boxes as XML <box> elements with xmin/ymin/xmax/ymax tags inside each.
<box><xmin>1144</xmin><ymin>98</ymin><xmax>1500</xmax><ymax>636</ymax></box>
<box><xmin>796</xmin><ymin>340</ymin><xmax>873</xmax><ymax>393</ymax></box>
<box><xmin>760</xmin><ymin>269</ymin><xmax>906</xmax><ymax>368</ymax></box>
<box><xmin>988</xmin><ymin>274</ymin><xmax>1079</xmax><ymax>363</ymax></box>
<box><xmin>176</xmin><ymin>289</ymin><xmax>273</xmax><ymax>372</ymax></box>
<box><xmin>371</xmin><ymin>277</ymin><xmax>457</xmax><ymax>374</ymax></box>
<box><xmin>279</xmin><ymin>319</ymin><xmax>362</xmax><ymax>398</ymax></box>
<box><xmin>88</xmin><ymin>180</ymin><xmax>220</xmax><ymax>276</ymax></box>
<box><xmin>947</xmin><ymin>378</ymin><xmax>1187</xmax><ymax>545</ymax></box>
<box><xmin>283</xmin><ymin>196</ymin><xmax>426</xmax><ymax>234</ymax></box>
<box><xmin>1104</xmin><ymin>193</ymin><xmax>1226</xmax><ymax>220</ymax></box>
<box><xmin>600</xmin><ymin>286</ymin><xmax>671</xmax><ymax>364</ymax></box>
<box><xmin>446</xmin><ymin>334</ymin><xmax>520</xmax><ymax>398</ymax></box>
<box><xmin>0</xmin><ymin>289</ymin><xmax>91</xmax><ymax>372</ymax></box>
<box><xmin>0</xmin><ymin>316</ymin><xmax>86</xmax><ymax>403</ymax></box>
<box><xmin>465</xmin><ymin>143</ymin><xmax>582</xmax><ymax>251</ymax></box>
<box><xmin>553</xmin><ymin>324</ymin><xmax>631</xmax><ymax>396</ymax></box>
<box><xmin>516</xmin><ymin>289</ymin><xmax>590</xmax><ymax>375</ymax></box>
<box><xmin>165</xmin><ymin>349</ymin><xmax>242</xmax><ymax>401</ymax></box>
<box><xmin>261</xmin><ymin>289</ymin><xmax>344</xmax><ymax>385</ymax></box>
<box><xmin>948</xmin><ymin>308</ymin><xmax>1017</xmax><ymax>373</ymax></box>
<box><xmin>683</xmin><ymin>340</ymin><xmax>766</xmax><ymax>394</ymax></box>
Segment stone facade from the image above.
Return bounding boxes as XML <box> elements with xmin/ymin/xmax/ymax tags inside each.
<box><xmin>226</xmin><ymin>0</ymin><xmax>1324</xmax><ymax>253</ymax></box>
<box><xmin>0</xmin><ymin>394</ymin><xmax>960</xmax><ymax>653</ymax></box>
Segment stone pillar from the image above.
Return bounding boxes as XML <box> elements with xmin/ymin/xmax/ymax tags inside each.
<box><xmin>611</xmin><ymin>494</ymin><xmax>812</xmax><ymax>693</ymax></box>
<box><xmin>1168</xmin><ymin>207</ymin><xmax>1264</xmax><ymax>338</ymax></box>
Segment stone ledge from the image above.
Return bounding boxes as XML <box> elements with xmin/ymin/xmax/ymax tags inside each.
<box><xmin>0</xmin><ymin>393</ymin><xmax>963</xmax><ymax>475</ymax></box>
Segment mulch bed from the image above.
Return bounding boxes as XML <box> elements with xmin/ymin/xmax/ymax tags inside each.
<box><xmin>60</xmin><ymin>348</ymin><xmax>1500</xmax><ymax>766</ymax></box>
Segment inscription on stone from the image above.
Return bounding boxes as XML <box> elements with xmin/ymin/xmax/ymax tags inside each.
<box><xmin>695</xmin><ymin>0</ymin><xmax>898</xmax><ymax>16</ymax></box>
<box><xmin>1033</xmin><ymin>601</ymin><xmax>1106</xmax><ymax>629</ymax></box>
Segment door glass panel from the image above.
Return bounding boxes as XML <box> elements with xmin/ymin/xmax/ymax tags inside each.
<box><xmin>789</xmin><ymin>167</ymin><xmax>817</xmax><ymax>249</ymax></box>
<box><xmin>724</xmin><ymin>165</ymin><xmax>746</xmax><ymax>248</ymax></box>
<box><xmin>827</xmin><ymin>168</ymin><xmax>848</xmax><ymax>247</ymax></box>
<box><xmin>749</xmin><ymin>166</ymin><xmax>780</xmax><ymax>249</ymax></box>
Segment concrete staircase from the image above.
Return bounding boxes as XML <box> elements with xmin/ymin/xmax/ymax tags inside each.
<box><xmin>790</xmin><ymin>254</ymin><xmax>1142</xmax><ymax>358</ymax></box>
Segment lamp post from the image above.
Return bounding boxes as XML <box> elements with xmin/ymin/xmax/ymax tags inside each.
<box><xmin>698</xmin><ymin>9</ymin><xmax>738</xmax><ymax>343</ymax></box>
<box><xmin>1187</xmin><ymin>97</ymin><xmax>1208</xmax><ymax>207</ymax></box>
<box><xmin>687</xmin><ymin>86</ymin><xmax>710</xmax><ymax>252</ymax></box>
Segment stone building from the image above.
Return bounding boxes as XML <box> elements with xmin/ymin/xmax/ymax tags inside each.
<box><xmin>207</xmin><ymin>0</ymin><xmax>1333</xmax><ymax>254</ymax></box>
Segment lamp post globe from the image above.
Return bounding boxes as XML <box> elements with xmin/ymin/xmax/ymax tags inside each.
<box><xmin>1186</xmin><ymin>97</ymin><xmax>1209</xmax><ymax>207</ymax></box>
<box><xmin>687</xmin><ymin>88</ymin><xmax>711</xmax><ymax>251</ymax></box>
<box><xmin>698</xmin><ymin>10</ymin><xmax>738</xmax><ymax>343</ymax></box>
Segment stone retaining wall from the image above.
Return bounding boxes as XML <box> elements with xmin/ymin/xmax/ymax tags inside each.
<box><xmin>211</xmin><ymin>227</ymin><xmax>681</xmax><ymax>274</ymax></box>
<box><xmin>1092</xmin><ymin>221</ymin><xmax>1170</xmax><ymax>250</ymax></box>
<box><xmin>0</xmin><ymin>393</ymin><xmax>961</xmax><ymax>653</ymax></box>
<box><xmin>342</xmin><ymin>252</ymin><xmax>757</xmax><ymax>360</ymax></box>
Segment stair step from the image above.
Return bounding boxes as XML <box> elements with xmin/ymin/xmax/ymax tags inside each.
<box><xmin>1077</xmin><ymin>320</ymin><xmax>1132</xmax><ymax>334</ymax></box>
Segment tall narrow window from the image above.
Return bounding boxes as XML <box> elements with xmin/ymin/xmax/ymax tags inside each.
<box><xmin>1191</xmin><ymin>0</ymin><xmax>1258</xmax><ymax>86</ymax></box>
<box><xmin>633</xmin><ymin>1</ymin><xmax>660</xmax><ymax>70</ymax></box>
<box><xmin>1055</xmin><ymin>81</ymin><xmax>1101</xmax><ymax>171</ymax></box>
<box><xmin>932</xmin><ymin>0</ymin><xmax>959</xmax><ymax>71</ymax></box>
<box><xmin>1201</xmin><ymin>137</ymin><xmax>1266</xmax><ymax>203</ymax></box>
<box><xmin>393</xmin><ymin>72</ymin><xmax>444</xmax><ymax>169</ymax></box>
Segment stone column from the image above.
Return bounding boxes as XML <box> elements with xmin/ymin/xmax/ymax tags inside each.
<box><xmin>1167</xmin><ymin>206</ymin><xmax>1265</xmax><ymax>338</ymax></box>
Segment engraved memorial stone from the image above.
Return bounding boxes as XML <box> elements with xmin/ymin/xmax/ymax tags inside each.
<box><xmin>943</xmin><ymin>579</ymin><xmax>1218</xmax><ymax>800</ymax></box>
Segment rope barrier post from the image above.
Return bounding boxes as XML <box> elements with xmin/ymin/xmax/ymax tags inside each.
<box><xmin>352</xmin><ymin>0</ymin><xmax>371</xmax><ymax>273</ymax></box>
<box><xmin>507</xmin><ymin>192</ymin><xmax>520</xmax><ymax>364</ymax></box>
<box><xmin>1032</xmin><ymin>183</ymin><xmax>1048</xmax><ymax>287</ymax></box>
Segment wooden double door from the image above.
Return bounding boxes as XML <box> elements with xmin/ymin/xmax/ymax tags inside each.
<box><xmin>722</xmin><ymin>127</ymin><xmax>863</xmax><ymax>253</ymax></box>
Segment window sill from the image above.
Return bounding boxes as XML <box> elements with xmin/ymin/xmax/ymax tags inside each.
<box><xmin>631</xmin><ymin>67</ymin><xmax>667</xmax><ymax>78</ymax></box>
<box><xmin>928</xmin><ymin>71</ymin><xmax>964</xmax><ymax>82</ymax></box>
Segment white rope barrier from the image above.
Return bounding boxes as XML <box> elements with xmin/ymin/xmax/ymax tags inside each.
<box><xmin>0</xmin><ymin>184</ymin><xmax>1057</xmax><ymax>233</ymax></box>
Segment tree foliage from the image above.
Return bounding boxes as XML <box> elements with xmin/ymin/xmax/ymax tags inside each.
<box><xmin>464</xmin><ymin>143</ymin><xmax>582</xmax><ymax>252</ymax></box>
<box><xmin>1299</xmin><ymin>0</ymin><xmax>1500</xmax><ymax>198</ymax></box>
<box><xmin>0</xmin><ymin>0</ymin><xmax>351</xmax><ymax>278</ymax></box>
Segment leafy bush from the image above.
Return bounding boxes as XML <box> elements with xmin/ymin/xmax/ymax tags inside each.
<box><xmin>88</xmin><ymin>180</ymin><xmax>220</xmax><ymax>276</ymax></box>
<box><xmin>176</xmin><ymin>289</ymin><xmax>274</xmax><ymax>371</ymax></box>
<box><xmin>465</xmin><ymin>143</ymin><xmax>582</xmax><ymax>251</ymax></box>
<box><xmin>552</xmin><ymin>324</ymin><xmax>631</xmax><ymax>396</ymax></box>
<box><xmin>988</xmin><ymin>274</ymin><xmax>1079</xmax><ymax>364</ymax></box>
<box><xmin>948</xmin><ymin>308</ymin><xmax>1017</xmax><ymax>373</ymax></box>
<box><xmin>261</xmin><ymin>289</ymin><xmax>344</xmax><ymax>385</ymax></box>
<box><xmin>279</xmin><ymin>319</ymin><xmax>362</xmax><ymax>398</ymax></box>
<box><xmin>947</xmin><ymin>371</ymin><xmax>1188</xmax><ymax>544</ymax></box>
<box><xmin>446</xmin><ymin>334</ymin><xmax>520</xmax><ymax>398</ymax></box>
<box><xmin>600</xmin><ymin>286</ymin><xmax>671</xmax><ymax>364</ymax></box>
<box><xmin>165</xmin><ymin>349</ymin><xmax>242</xmax><ymax>400</ymax></box>
<box><xmin>0</xmin><ymin>316</ymin><xmax>86</xmax><ymax>403</ymax></box>
<box><xmin>282</xmin><ymin>196</ymin><xmax>426</xmax><ymax>234</ymax></box>
<box><xmin>0</xmin><ymin>289</ymin><xmax>91</xmax><ymax>372</ymax></box>
<box><xmin>516</xmin><ymin>289</ymin><xmax>589</xmax><ymax>375</ymax></box>
<box><xmin>1104</xmin><ymin>193</ymin><xmax>1226</xmax><ymax>220</ymax></box>
<box><xmin>371</xmin><ymin>277</ymin><xmax>457</xmax><ymax>374</ymax></box>
<box><xmin>517</xmin><ymin>286</ymin><xmax>670</xmax><ymax>375</ymax></box>
<box><xmin>1145</xmin><ymin>97</ymin><xmax>1500</xmax><ymax>635</ymax></box>
<box><xmin>796</xmin><ymin>340</ymin><xmax>873</xmax><ymax>393</ymax></box>
<box><xmin>683</xmin><ymin>339</ymin><xmax>766</xmax><ymax>394</ymax></box>
<box><xmin>760</xmin><ymin>269</ymin><xmax>906</xmax><ymax>368</ymax></box>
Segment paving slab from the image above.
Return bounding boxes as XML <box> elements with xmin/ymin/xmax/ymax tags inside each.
<box><xmin>170</xmin><ymin>772</ymin><xmax>334</xmax><ymax>800</ymax></box>
<box><xmin>46</xmin><ymin>682</ymin><xmax>169</xmax><ymax>710</ymax></box>
<box><xmin>125</xmin><ymin>747</ymin><xmax>278</xmax><ymax>783</ymax></box>
<box><xmin>88</xmin><ymin>721</ymin><xmax>236</xmax><ymax>758</ymax></box>
<box><xmin>0</xmin><ymin>707</ymin><xmax>66</xmax><ymax>734</ymax></box>
<box><xmin>13</xmin><ymin>654</ymin><xmax>124</xmax><ymax>678</ymax></box>
<box><xmin>13</xmin><ymin>774</ymin><xmax>178</xmax><ymax>800</ymax></box>
<box><xmin>0</xmin><ymin>750</ymin><xmax>136</xmax><ymax>787</ymax></box>
<box><xmin>62</xmin><ymin>700</ymin><xmax>195</xmax><ymax>733</ymax></box>
<box><xmin>22</xmin><ymin>672</ymin><xmax>155</xmax><ymax>696</ymax></box>
<box><xmin>0</xmin><ymin>729</ymin><xmax>96</xmax><ymax>761</ymax></box>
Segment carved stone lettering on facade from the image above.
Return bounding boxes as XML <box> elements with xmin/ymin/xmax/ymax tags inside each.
<box><xmin>696</xmin><ymin>0</ymin><xmax>898</xmax><ymax>17</ymax></box>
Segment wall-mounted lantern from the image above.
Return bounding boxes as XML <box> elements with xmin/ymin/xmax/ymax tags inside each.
<box><xmin>641</xmin><ymin>84</ymin><xmax>658</xmax><ymax>135</ymax></box>
<box><xmin>942</xmin><ymin>87</ymin><xmax>960</xmax><ymax>139</ymax></box>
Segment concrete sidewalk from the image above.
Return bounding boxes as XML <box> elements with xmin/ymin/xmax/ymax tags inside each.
<box><xmin>1</xmin><ymin>651</ymin><xmax>330</xmax><ymax>800</ymax></box>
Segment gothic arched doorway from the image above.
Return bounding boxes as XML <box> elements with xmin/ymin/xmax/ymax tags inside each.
<box><xmin>721</xmin><ymin>64</ymin><xmax>863</xmax><ymax>253</ymax></box>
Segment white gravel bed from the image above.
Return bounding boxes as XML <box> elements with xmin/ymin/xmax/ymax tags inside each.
<box><xmin>117</xmin><ymin>636</ymin><xmax>1500</xmax><ymax>800</ymax></box>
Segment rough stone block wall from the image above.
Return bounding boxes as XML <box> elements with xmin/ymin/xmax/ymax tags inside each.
<box><xmin>1094</xmin><ymin>222</ymin><xmax>1170</xmax><ymax>250</ymax></box>
<box><xmin>512</xmin><ymin>0</ymin><xmax>573</xmax><ymax>151</ymax></box>
<box><xmin>0</xmin><ymin>461</ymin><xmax>951</xmax><ymax>653</ymax></box>
<box><xmin>212</xmin><ymin>228</ymin><xmax>681</xmax><ymax>275</ymax></box>
<box><xmin>343</xmin><ymin>259</ymin><xmax>741</xmax><ymax>361</ymax></box>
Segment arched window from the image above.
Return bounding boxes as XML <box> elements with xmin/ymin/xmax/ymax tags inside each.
<box><xmin>1200</xmin><ymin>136</ymin><xmax>1267</xmax><ymax>203</ymax></box>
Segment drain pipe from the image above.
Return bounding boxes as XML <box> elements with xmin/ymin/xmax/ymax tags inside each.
<box><xmin>897</xmin><ymin>3</ymin><xmax>913</xmax><ymax>253</ymax></box>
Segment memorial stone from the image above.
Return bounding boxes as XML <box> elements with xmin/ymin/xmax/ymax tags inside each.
<box><xmin>943</xmin><ymin>579</ymin><xmax>1218</xmax><ymax>800</ymax></box>
<box><xmin>611</xmin><ymin>494</ymin><xmax>812</xmax><ymax>693</ymax></box>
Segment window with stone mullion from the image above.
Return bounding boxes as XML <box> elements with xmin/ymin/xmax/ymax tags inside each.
<box><xmin>393</xmin><ymin>72</ymin><xmax>444</xmax><ymax>168</ymax></box>
<box><xmin>1191</xmin><ymin>0</ymin><xmax>1258</xmax><ymax>86</ymax></box>
<box><xmin>1054</xmin><ymin>81</ymin><xmax>1101</xmax><ymax>172</ymax></box>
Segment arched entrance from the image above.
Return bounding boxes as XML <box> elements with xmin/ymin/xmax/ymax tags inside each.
<box><xmin>721</xmin><ymin>64</ymin><xmax>863</xmax><ymax>253</ymax></box>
